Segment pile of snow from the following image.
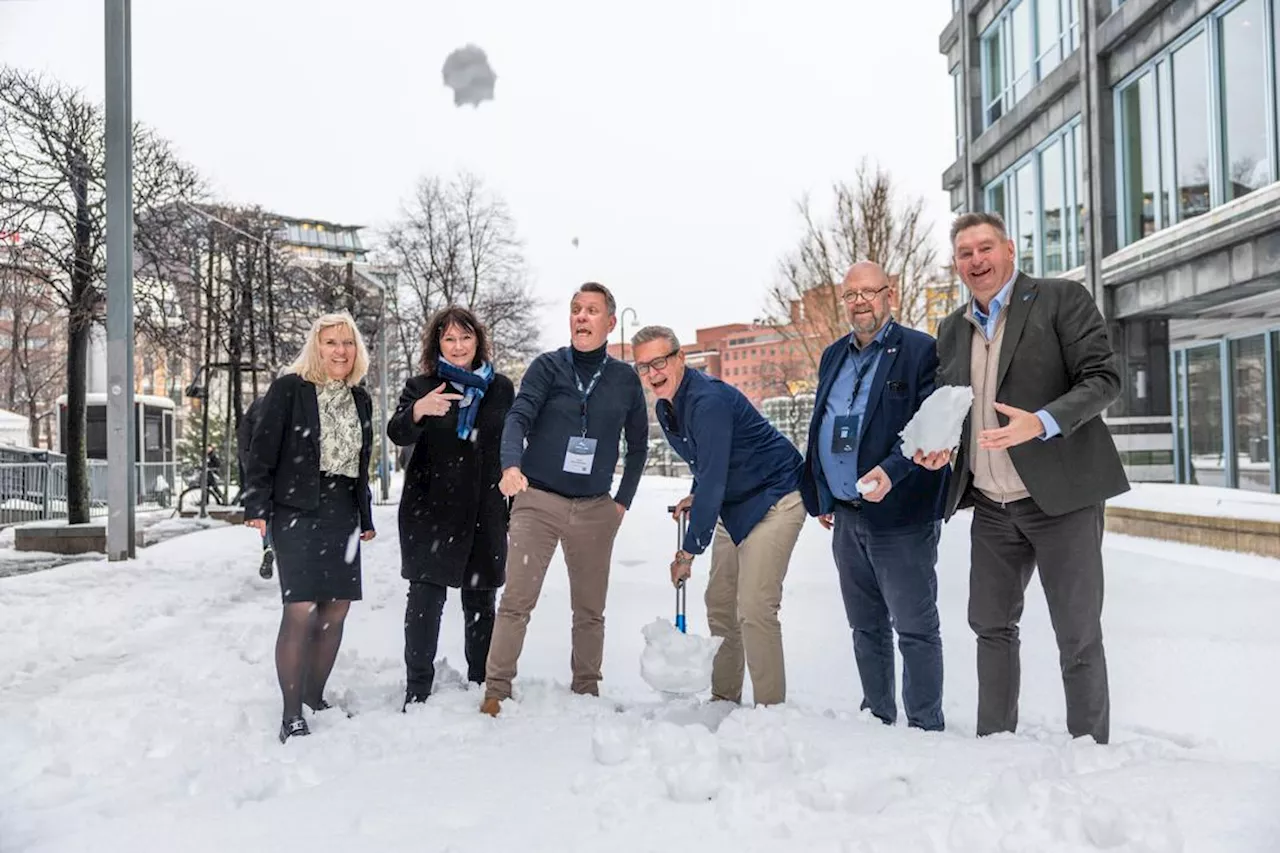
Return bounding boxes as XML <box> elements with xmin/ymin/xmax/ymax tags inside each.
<box><xmin>899</xmin><ymin>385</ymin><xmax>974</xmax><ymax>459</ymax></box>
<box><xmin>639</xmin><ymin>617</ymin><xmax>723</xmax><ymax>696</ymax></box>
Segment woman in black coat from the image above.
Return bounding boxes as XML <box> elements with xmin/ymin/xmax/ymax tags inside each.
<box><xmin>388</xmin><ymin>306</ymin><xmax>514</xmax><ymax>707</ymax></box>
<box><xmin>243</xmin><ymin>311</ymin><xmax>376</xmax><ymax>743</ymax></box>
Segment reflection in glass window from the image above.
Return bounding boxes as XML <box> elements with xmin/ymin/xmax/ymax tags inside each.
<box><xmin>1172</xmin><ymin>34</ymin><xmax>1211</xmax><ymax>220</ymax></box>
<box><xmin>1231</xmin><ymin>335</ymin><xmax>1270</xmax><ymax>491</ymax></box>
<box><xmin>1186</xmin><ymin>345</ymin><xmax>1225</xmax><ymax>488</ymax></box>
<box><xmin>1220</xmin><ymin>0</ymin><xmax>1271</xmax><ymax>200</ymax></box>
<box><xmin>1040</xmin><ymin>139</ymin><xmax>1065</xmax><ymax>274</ymax></box>
<box><xmin>1015</xmin><ymin>162</ymin><xmax>1037</xmax><ymax>273</ymax></box>
<box><xmin>1120</xmin><ymin>72</ymin><xmax>1159</xmax><ymax>243</ymax></box>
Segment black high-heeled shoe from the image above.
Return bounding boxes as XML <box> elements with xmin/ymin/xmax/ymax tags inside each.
<box><xmin>279</xmin><ymin>716</ymin><xmax>310</xmax><ymax>743</ymax></box>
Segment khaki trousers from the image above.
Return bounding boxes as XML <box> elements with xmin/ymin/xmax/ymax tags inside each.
<box><xmin>705</xmin><ymin>491</ymin><xmax>806</xmax><ymax>706</ymax></box>
<box><xmin>484</xmin><ymin>487</ymin><xmax>622</xmax><ymax>700</ymax></box>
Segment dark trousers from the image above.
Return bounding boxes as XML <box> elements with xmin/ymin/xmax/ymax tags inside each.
<box><xmin>969</xmin><ymin>491</ymin><xmax>1109</xmax><ymax>744</ymax></box>
<box><xmin>404</xmin><ymin>581</ymin><xmax>496</xmax><ymax>696</ymax></box>
<box><xmin>832</xmin><ymin>504</ymin><xmax>944</xmax><ymax>731</ymax></box>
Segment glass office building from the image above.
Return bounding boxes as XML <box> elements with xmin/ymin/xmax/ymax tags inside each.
<box><xmin>943</xmin><ymin>0</ymin><xmax>1280</xmax><ymax>491</ymax></box>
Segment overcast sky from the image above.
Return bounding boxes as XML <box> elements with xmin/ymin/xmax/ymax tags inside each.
<box><xmin>1</xmin><ymin>0</ymin><xmax>956</xmax><ymax>350</ymax></box>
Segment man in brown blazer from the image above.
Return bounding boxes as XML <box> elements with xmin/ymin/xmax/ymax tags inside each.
<box><xmin>916</xmin><ymin>211</ymin><xmax>1128</xmax><ymax>745</ymax></box>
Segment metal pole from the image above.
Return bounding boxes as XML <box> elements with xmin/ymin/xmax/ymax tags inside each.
<box><xmin>379</xmin><ymin>289</ymin><xmax>390</xmax><ymax>501</ymax></box>
<box><xmin>105</xmin><ymin>0</ymin><xmax>135</xmax><ymax>560</ymax></box>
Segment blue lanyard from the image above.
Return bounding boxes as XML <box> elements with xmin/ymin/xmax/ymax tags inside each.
<box><xmin>573</xmin><ymin>359</ymin><xmax>607</xmax><ymax>436</ymax></box>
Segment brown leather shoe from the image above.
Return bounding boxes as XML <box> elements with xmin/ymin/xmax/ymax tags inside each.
<box><xmin>479</xmin><ymin>696</ymin><xmax>502</xmax><ymax>717</ymax></box>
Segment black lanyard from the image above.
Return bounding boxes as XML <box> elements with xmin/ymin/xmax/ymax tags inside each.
<box><xmin>573</xmin><ymin>360</ymin><xmax>607</xmax><ymax>436</ymax></box>
<box><xmin>845</xmin><ymin>349</ymin><xmax>879</xmax><ymax>416</ymax></box>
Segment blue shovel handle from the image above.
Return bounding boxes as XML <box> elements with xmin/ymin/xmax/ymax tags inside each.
<box><xmin>668</xmin><ymin>504</ymin><xmax>689</xmax><ymax>633</ymax></box>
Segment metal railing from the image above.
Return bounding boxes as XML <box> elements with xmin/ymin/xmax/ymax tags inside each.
<box><xmin>0</xmin><ymin>460</ymin><xmax>178</xmax><ymax>527</ymax></box>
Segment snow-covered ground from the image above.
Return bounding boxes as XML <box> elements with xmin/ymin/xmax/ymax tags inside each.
<box><xmin>2</xmin><ymin>475</ymin><xmax>1277</xmax><ymax>852</ymax></box>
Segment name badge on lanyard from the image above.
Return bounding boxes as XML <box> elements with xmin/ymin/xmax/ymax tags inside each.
<box><xmin>562</xmin><ymin>353</ymin><xmax>607</xmax><ymax>475</ymax></box>
<box><xmin>830</xmin><ymin>414</ymin><xmax>860</xmax><ymax>453</ymax></box>
<box><xmin>563</xmin><ymin>436</ymin><xmax>598</xmax><ymax>474</ymax></box>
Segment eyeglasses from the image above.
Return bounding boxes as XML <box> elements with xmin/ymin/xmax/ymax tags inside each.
<box><xmin>840</xmin><ymin>285</ymin><xmax>890</xmax><ymax>304</ymax></box>
<box><xmin>635</xmin><ymin>349</ymin><xmax>680</xmax><ymax>375</ymax></box>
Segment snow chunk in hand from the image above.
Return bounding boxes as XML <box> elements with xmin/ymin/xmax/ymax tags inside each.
<box><xmin>899</xmin><ymin>385</ymin><xmax>974</xmax><ymax>459</ymax></box>
<box><xmin>640</xmin><ymin>619</ymin><xmax>723</xmax><ymax>696</ymax></box>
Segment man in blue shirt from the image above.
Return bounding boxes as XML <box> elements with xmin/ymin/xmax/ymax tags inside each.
<box><xmin>632</xmin><ymin>325</ymin><xmax>807</xmax><ymax>707</ymax></box>
<box><xmin>800</xmin><ymin>261</ymin><xmax>949</xmax><ymax>731</ymax></box>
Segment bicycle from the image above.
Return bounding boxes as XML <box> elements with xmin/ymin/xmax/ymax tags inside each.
<box><xmin>173</xmin><ymin>470</ymin><xmax>243</xmax><ymax>517</ymax></box>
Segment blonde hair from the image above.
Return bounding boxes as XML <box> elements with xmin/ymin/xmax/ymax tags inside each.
<box><xmin>287</xmin><ymin>311</ymin><xmax>370</xmax><ymax>386</ymax></box>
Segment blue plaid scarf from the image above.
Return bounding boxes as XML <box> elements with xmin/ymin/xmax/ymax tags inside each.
<box><xmin>436</xmin><ymin>358</ymin><xmax>494</xmax><ymax>440</ymax></box>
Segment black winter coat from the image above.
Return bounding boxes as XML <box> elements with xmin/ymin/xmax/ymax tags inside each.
<box><xmin>243</xmin><ymin>373</ymin><xmax>375</xmax><ymax>532</ymax></box>
<box><xmin>387</xmin><ymin>371</ymin><xmax>515</xmax><ymax>588</ymax></box>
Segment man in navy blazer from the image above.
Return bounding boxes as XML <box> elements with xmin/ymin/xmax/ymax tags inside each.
<box><xmin>800</xmin><ymin>261</ymin><xmax>950</xmax><ymax>731</ymax></box>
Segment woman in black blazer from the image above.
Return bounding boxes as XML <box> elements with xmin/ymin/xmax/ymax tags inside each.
<box><xmin>243</xmin><ymin>311</ymin><xmax>377</xmax><ymax>743</ymax></box>
<box><xmin>387</xmin><ymin>306</ymin><xmax>514</xmax><ymax>708</ymax></box>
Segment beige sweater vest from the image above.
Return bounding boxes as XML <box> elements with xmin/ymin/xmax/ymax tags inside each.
<box><xmin>967</xmin><ymin>309</ymin><xmax>1031</xmax><ymax>504</ymax></box>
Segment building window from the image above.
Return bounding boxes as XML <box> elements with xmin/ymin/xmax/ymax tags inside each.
<box><xmin>981</xmin><ymin>0</ymin><xmax>1079</xmax><ymax>128</ymax></box>
<box><xmin>1040</xmin><ymin>137</ymin><xmax>1065</xmax><ymax>274</ymax></box>
<box><xmin>1171</xmin><ymin>33</ymin><xmax>1211</xmax><ymax>221</ymax></box>
<box><xmin>1035</xmin><ymin>0</ymin><xmax>1063</xmax><ymax>78</ymax></box>
<box><xmin>983</xmin><ymin>119</ymin><xmax>1083</xmax><ymax>275</ymax></box>
<box><xmin>1116</xmin><ymin>1</ymin><xmax>1280</xmax><ymax>247</ymax></box>
<box><xmin>1072</xmin><ymin>123</ymin><xmax>1085</xmax><ymax>267</ymax></box>
<box><xmin>1119</xmin><ymin>70</ymin><xmax>1159</xmax><ymax>242</ymax></box>
<box><xmin>1231</xmin><ymin>335</ymin><xmax>1270</xmax><ymax>491</ymax></box>
<box><xmin>1014</xmin><ymin>161</ymin><xmax>1037</xmax><ymax>273</ymax></box>
<box><xmin>1186</xmin><ymin>344</ymin><xmax>1226</xmax><ymax>487</ymax></box>
<box><xmin>1221</xmin><ymin>0</ymin><xmax>1272</xmax><ymax>200</ymax></box>
<box><xmin>952</xmin><ymin>68</ymin><xmax>964</xmax><ymax>158</ymax></box>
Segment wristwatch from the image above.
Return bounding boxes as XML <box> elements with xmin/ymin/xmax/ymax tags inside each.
<box><xmin>675</xmin><ymin>550</ymin><xmax>693</xmax><ymax>565</ymax></box>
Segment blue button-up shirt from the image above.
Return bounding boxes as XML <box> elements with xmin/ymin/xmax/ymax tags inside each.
<box><xmin>972</xmin><ymin>273</ymin><xmax>1060</xmax><ymax>440</ymax></box>
<box><xmin>817</xmin><ymin>321</ymin><xmax>891</xmax><ymax>500</ymax></box>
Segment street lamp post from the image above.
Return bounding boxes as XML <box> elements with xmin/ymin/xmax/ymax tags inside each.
<box><xmin>619</xmin><ymin>307</ymin><xmax>638</xmax><ymax>362</ymax></box>
<box><xmin>105</xmin><ymin>0</ymin><xmax>135</xmax><ymax>560</ymax></box>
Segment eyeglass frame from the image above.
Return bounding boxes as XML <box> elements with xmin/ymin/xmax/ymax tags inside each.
<box><xmin>634</xmin><ymin>348</ymin><xmax>681</xmax><ymax>375</ymax></box>
<box><xmin>840</xmin><ymin>284</ymin><xmax>891</xmax><ymax>304</ymax></box>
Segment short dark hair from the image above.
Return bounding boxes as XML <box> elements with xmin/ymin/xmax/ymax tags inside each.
<box><xmin>950</xmin><ymin>211</ymin><xmax>1009</xmax><ymax>245</ymax></box>
<box><xmin>419</xmin><ymin>305</ymin><xmax>491</xmax><ymax>375</ymax></box>
<box><xmin>575</xmin><ymin>281</ymin><xmax>616</xmax><ymax>315</ymax></box>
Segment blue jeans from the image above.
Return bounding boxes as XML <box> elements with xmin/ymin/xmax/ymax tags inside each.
<box><xmin>832</xmin><ymin>505</ymin><xmax>944</xmax><ymax>731</ymax></box>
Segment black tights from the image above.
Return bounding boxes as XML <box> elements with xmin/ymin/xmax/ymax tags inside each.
<box><xmin>275</xmin><ymin>600</ymin><xmax>350</xmax><ymax>720</ymax></box>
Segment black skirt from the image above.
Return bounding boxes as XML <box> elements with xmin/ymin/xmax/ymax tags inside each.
<box><xmin>272</xmin><ymin>474</ymin><xmax>364</xmax><ymax>603</ymax></box>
